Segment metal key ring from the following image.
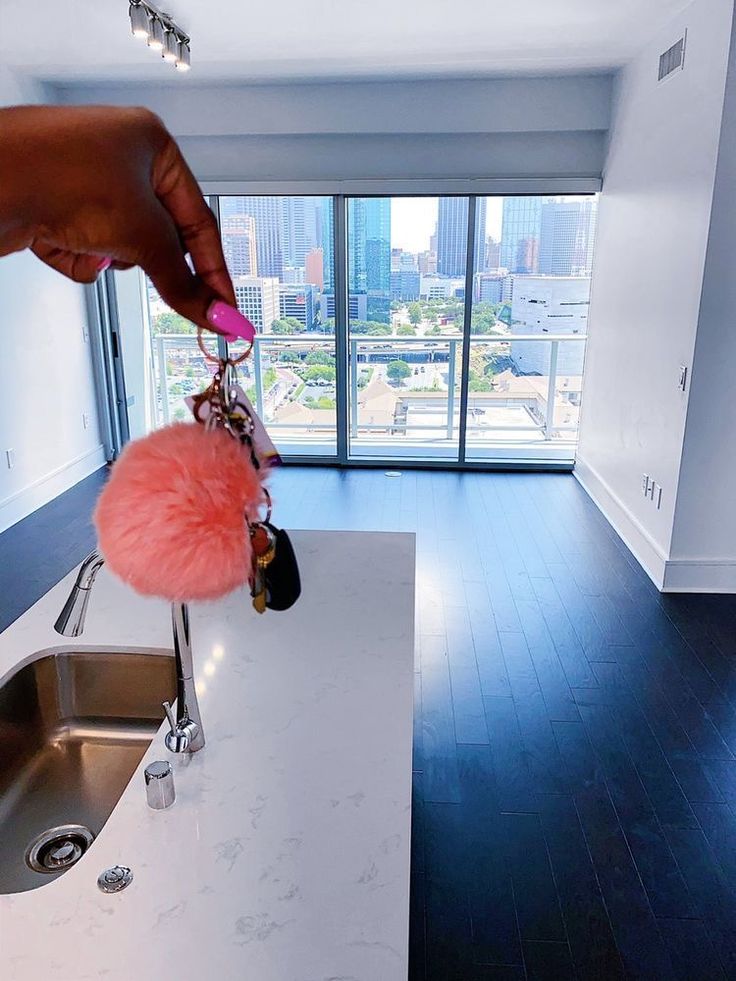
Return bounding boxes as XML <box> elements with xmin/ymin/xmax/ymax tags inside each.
<box><xmin>197</xmin><ymin>328</ymin><xmax>252</xmax><ymax>365</ymax></box>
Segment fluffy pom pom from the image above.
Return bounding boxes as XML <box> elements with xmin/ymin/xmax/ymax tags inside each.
<box><xmin>94</xmin><ymin>423</ymin><xmax>264</xmax><ymax>602</ymax></box>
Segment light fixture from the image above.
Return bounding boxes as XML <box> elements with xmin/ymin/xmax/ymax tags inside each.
<box><xmin>175</xmin><ymin>40</ymin><xmax>191</xmax><ymax>72</ymax></box>
<box><xmin>147</xmin><ymin>16</ymin><xmax>164</xmax><ymax>50</ymax></box>
<box><xmin>162</xmin><ymin>27</ymin><xmax>179</xmax><ymax>62</ymax></box>
<box><xmin>127</xmin><ymin>2</ymin><xmax>191</xmax><ymax>71</ymax></box>
<box><xmin>128</xmin><ymin>1</ymin><xmax>149</xmax><ymax>38</ymax></box>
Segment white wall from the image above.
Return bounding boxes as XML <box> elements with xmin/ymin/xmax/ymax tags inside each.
<box><xmin>55</xmin><ymin>75</ymin><xmax>612</xmax><ymax>183</ymax></box>
<box><xmin>576</xmin><ymin>0</ymin><xmax>734</xmax><ymax>587</ymax></box>
<box><xmin>668</xmin><ymin>7</ymin><xmax>736</xmax><ymax>590</ymax></box>
<box><xmin>0</xmin><ymin>69</ymin><xmax>105</xmax><ymax>533</ymax></box>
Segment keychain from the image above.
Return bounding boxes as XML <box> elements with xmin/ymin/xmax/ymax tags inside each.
<box><xmin>186</xmin><ymin>332</ymin><xmax>300</xmax><ymax>615</ymax></box>
<box><xmin>94</xmin><ymin>326</ymin><xmax>299</xmax><ymax>610</ymax></box>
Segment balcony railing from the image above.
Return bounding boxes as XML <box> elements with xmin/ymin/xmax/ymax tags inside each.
<box><xmin>153</xmin><ymin>331</ymin><xmax>586</xmax><ymax>450</ymax></box>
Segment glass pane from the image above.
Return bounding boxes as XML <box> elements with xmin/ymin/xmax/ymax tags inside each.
<box><xmin>465</xmin><ymin>194</ymin><xmax>597</xmax><ymax>463</ymax></box>
<box><xmin>346</xmin><ymin>197</ymin><xmax>476</xmax><ymax>461</ymax></box>
<box><xmin>220</xmin><ymin>196</ymin><xmax>336</xmax><ymax>457</ymax></box>
<box><xmin>146</xmin><ymin>282</ymin><xmax>217</xmax><ymax>427</ymax></box>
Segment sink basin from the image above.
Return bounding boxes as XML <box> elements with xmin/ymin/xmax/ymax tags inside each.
<box><xmin>0</xmin><ymin>646</ymin><xmax>175</xmax><ymax>894</ymax></box>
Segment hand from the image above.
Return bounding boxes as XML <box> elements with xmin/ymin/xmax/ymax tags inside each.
<box><xmin>0</xmin><ymin>104</ymin><xmax>250</xmax><ymax>337</ymax></box>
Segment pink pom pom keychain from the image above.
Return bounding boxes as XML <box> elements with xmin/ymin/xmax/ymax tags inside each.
<box><xmin>94</xmin><ymin>327</ymin><xmax>295</xmax><ymax>607</ymax></box>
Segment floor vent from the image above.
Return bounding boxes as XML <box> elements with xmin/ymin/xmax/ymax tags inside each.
<box><xmin>659</xmin><ymin>32</ymin><xmax>686</xmax><ymax>81</ymax></box>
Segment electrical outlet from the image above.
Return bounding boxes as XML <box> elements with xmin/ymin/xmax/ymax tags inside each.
<box><xmin>642</xmin><ymin>474</ymin><xmax>650</xmax><ymax>495</ymax></box>
<box><xmin>656</xmin><ymin>486</ymin><xmax>663</xmax><ymax>509</ymax></box>
<box><xmin>678</xmin><ymin>365</ymin><xmax>688</xmax><ymax>391</ymax></box>
<box><xmin>5</xmin><ymin>449</ymin><xmax>14</xmax><ymax>470</ymax></box>
<box><xmin>82</xmin><ymin>412</ymin><xmax>90</xmax><ymax>430</ymax></box>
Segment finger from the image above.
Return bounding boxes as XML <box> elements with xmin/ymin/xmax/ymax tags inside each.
<box><xmin>152</xmin><ymin>138</ymin><xmax>236</xmax><ymax>306</ymax></box>
<box><xmin>139</xmin><ymin>198</ymin><xmax>225</xmax><ymax>332</ymax></box>
<box><xmin>31</xmin><ymin>243</ymin><xmax>107</xmax><ymax>284</ymax></box>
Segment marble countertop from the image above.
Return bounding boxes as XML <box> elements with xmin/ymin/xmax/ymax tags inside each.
<box><xmin>0</xmin><ymin>530</ymin><xmax>415</xmax><ymax>981</ymax></box>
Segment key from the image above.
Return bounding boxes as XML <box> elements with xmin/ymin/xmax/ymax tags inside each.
<box><xmin>250</xmin><ymin>522</ymin><xmax>276</xmax><ymax>614</ymax></box>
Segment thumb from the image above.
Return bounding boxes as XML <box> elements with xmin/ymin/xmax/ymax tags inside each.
<box><xmin>32</xmin><ymin>243</ymin><xmax>110</xmax><ymax>284</ymax></box>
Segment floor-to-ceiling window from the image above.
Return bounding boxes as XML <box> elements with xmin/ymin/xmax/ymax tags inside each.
<box><xmin>463</xmin><ymin>194</ymin><xmax>596</xmax><ymax>463</ymax></box>
<box><xmin>124</xmin><ymin>191</ymin><xmax>597</xmax><ymax>468</ymax></box>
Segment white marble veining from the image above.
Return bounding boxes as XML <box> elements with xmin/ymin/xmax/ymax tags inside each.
<box><xmin>0</xmin><ymin>530</ymin><xmax>415</xmax><ymax>981</ymax></box>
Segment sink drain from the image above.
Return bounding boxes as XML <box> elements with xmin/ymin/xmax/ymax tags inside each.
<box><xmin>25</xmin><ymin>824</ymin><xmax>94</xmax><ymax>874</ymax></box>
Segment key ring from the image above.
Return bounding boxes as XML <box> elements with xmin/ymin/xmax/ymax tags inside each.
<box><xmin>197</xmin><ymin>327</ymin><xmax>252</xmax><ymax>365</ymax></box>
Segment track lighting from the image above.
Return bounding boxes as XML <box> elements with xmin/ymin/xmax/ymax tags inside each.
<box><xmin>128</xmin><ymin>2</ymin><xmax>191</xmax><ymax>72</ymax></box>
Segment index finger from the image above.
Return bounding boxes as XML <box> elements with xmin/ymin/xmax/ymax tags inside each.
<box><xmin>151</xmin><ymin>137</ymin><xmax>236</xmax><ymax>307</ymax></box>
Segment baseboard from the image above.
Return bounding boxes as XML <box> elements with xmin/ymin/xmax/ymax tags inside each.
<box><xmin>0</xmin><ymin>445</ymin><xmax>106</xmax><ymax>534</ymax></box>
<box><xmin>573</xmin><ymin>456</ymin><xmax>668</xmax><ymax>590</ymax></box>
<box><xmin>661</xmin><ymin>559</ymin><xmax>736</xmax><ymax>593</ymax></box>
<box><xmin>574</xmin><ymin>457</ymin><xmax>736</xmax><ymax>593</ymax></box>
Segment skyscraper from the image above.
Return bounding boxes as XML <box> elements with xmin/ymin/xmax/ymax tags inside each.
<box><xmin>232</xmin><ymin>276</ymin><xmax>280</xmax><ymax>332</ymax></box>
<box><xmin>538</xmin><ymin>199</ymin><xmax>597</xmax><ymax>276</ymax></box>
<box><xmin>280</xmin><ymin>197</ymin><xmax>322</xmax><ymax>268</ymax></box>
<box><xmin>364</xmin><ymin>198</ymin><xmax>391</xmax><ymax>322</ymax></box>
<box><xmin>305</xmin><ymin>247</ymin><xmax>324</xmax><ymax>289</ymax></box>
<box><xmin>221</xmin><ymin>216</ymin><xmax>257</xmax><ymax>277</ymax></box>
<box><xmin>220</xmin><ymin>197</ymin><xmax>284</xmax><ymax>279</ymax></box>
<box><xmin>500</xmin><ymin>197</ymin><xmax>543</xmax><ymax>274</ymax></box>
<box><xmin>436</xmin><ymin>198</ymin><xmax>487</xmax><ymax>277</ymax></box>
<box><xmin>485</xmin><ymin>236</ymin><xmax>501</xmax><ymax>270</ymax></box>
<box><xmin>345</xmin><ymin>198</ymin><xmax>391</xmax><ymax>323</ymax></box>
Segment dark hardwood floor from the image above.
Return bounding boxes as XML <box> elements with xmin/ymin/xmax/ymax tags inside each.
<box><xmin>4</xmin><ymin>465</ymin><xmax>736</xmax><ymax>979</ymax></box>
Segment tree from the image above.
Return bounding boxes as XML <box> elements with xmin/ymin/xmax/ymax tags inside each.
<box><xmin>279</xmin><ymin>350</ymin><xmax>300</xmax><ymax>363</ymax></box>
<box><xmin>285</xmin><ymin>316</ymin><xmax>304</xmax><ymax>332</ymax></box>
<box><xmin>271</xmin><ymin>319</ymin><xmax>292</xmax><ymax>334</ymax></box>
<box><xmin>397</xmin><ymin>324</ymin><xmax>417</xmax><ymax>336</ymax></box>
<box><xmin>427</xmin><ymin>324</ymin><xmax>443</xmax><ymax>336</ymax></box>
<box><xmin>367</xmin><ymin>323</ymin><xmax>392</xmax><ymax>335</ymax></box>
<box><xmin>407</xmin><ymin>302</ymin><xmax>422</xmax><ymax>325</ymax></box>
<box><xmin>471</xmin><ymin>302</ymin><xmax>497</xmax><ymax>335</ymax></box>
<box><xmin>306</xmin><ymin>350</ymin><xmax>334</xmax><ymax>365</ymax></box>
<box><xmin>152</xmin><ymin>311</ymin><xmax>195</xmax><ymax>336</ymax></box>
<box><xmin>305</xmin><ymin>365</ymin><xmax>336</xmax><ymax>383</ymax></box>
<box><xmin>387</xmin><ymin>360</ymin><xmax>411</xmax><ymax>383</ymax></box>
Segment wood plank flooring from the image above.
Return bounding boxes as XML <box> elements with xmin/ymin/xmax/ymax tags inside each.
<box><xmin>4</xmin><ymin>465</ymin><xmax>736</xmax><ymax>979</ymax></box>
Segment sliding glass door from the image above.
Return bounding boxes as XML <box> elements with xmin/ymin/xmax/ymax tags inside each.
<box><xmin>119</xmin><ymin>191</ymin><xmax>597</xmax><ymax>468</ymax></box>
<box><xmin>345</xmin><ymin>196</ymin><xmax>478</xmax><ymax>461</ymax></box>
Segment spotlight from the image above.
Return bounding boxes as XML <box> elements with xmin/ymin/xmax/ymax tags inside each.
<box><xmin>175</xmin><ymin>40</ymin><xmax>191</xmax><ymax>72</ymax></box>
<box><xmin>128</xmin><ymin>2</ymin><xmax>191</xmax><ymax>72</ymax></box>
<box><xmin>147</xmin><ymin>16</ymin><xmax>164</xmax><ymax>50</ymax></box>
<box><xmin>162</xmin><ymin>28</ymin><xmax>179</xmax><ymax>62</ymax></box>
<box><xmin>129</xmin><ymin>1</ymin><xmax>149</xmax><ymax>38</ymax></box>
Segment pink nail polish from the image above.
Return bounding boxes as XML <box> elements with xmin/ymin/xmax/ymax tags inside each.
<box><xmin>96</xmin><ymin>257</ymin><xmax>112</xmax><ymax>272</ymax></box>
<box><xmin>206</xmin><ymin>301</ymin><xmax>256</xmax><ymax>344</ymax></box>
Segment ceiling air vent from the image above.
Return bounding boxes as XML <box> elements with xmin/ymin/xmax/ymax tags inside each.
<box><xmin>659</xmin><ymin>32</ymin><xmax>687</xmax><ymax>81</ymax></box>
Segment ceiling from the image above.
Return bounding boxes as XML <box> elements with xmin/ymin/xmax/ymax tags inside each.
<box><xmin>1</xmin><ymin>0</ymin><xmax>693</xmax><ymax>84</ymax></box>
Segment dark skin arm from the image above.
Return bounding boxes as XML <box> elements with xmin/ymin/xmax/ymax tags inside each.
<box><xmin>0</xmin><ymin>104</ymin><xmax>242</xmax><ymax>334</ymax></box>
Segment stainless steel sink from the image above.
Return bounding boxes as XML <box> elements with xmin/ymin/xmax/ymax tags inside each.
<box><xmin>0</xmin><ymin>646</ymin><xmax>175</xmax><ymax>894</ymax></box>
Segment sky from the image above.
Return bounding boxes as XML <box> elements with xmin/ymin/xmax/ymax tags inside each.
<box><xmin>390</xmin><ymin>197</ymin><xmax>504</xmax><ymax>254</ymax></box>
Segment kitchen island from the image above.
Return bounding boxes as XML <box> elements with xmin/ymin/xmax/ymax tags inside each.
<box><xmin>0</xmin><ymin>530</ymin><xmax>415</xmax><ymax>981</ymax></box>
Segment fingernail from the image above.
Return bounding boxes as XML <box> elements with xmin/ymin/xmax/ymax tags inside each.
<box><xmin>206</xmin><ymin>301</ymin><xmax>256</xmax><ymax>344</ymax></box>
<box><xmin>96</xmin><ymin>257</ymin><xmax>112</xmax><ymax>272</ymax></box>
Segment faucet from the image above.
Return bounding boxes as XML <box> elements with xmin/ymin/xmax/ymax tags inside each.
<box><xmin>54</xmin><ymin>550</ymin><xmax>205</xmax><ymax>754</ymax></box>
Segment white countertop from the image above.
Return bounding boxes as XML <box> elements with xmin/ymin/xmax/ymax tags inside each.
<box><xmin>0</xmin><ymin>530</ymin><xmax>415</xmax><ymax>981</ymax></box>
